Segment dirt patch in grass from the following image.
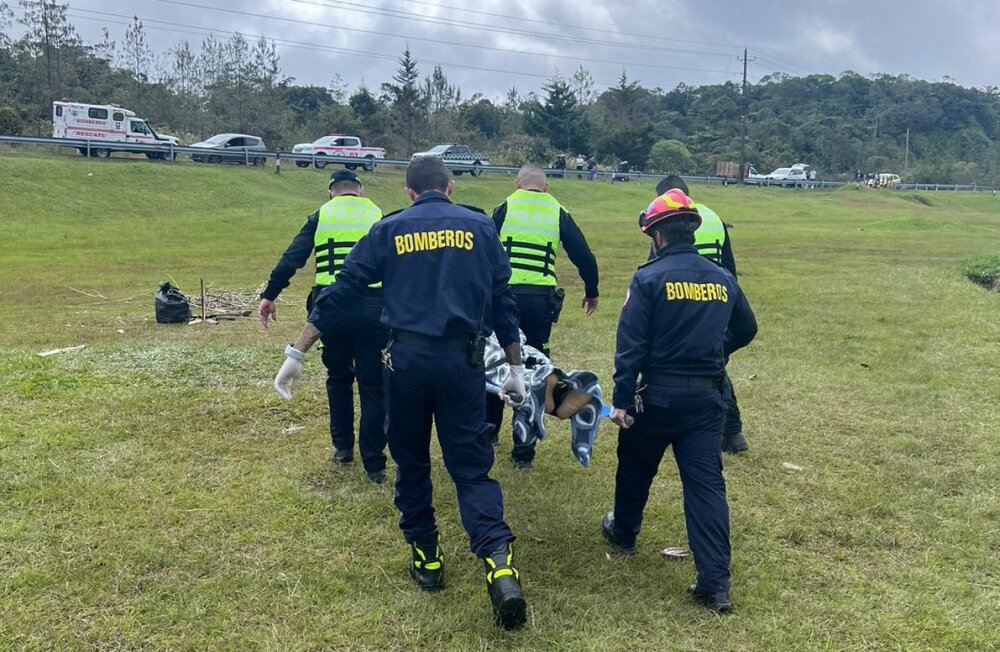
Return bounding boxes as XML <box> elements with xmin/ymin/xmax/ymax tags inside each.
<box><xmin>962</xmin><ymin>255</ymin><xmax>1000</xmax><ymax>291</ymax></box>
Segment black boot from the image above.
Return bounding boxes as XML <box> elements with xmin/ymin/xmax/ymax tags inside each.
<box><xmin>688</xmin><ymin>584</ymin><xmax>733</xmax><ymax>613</ymax></box>
<box><xmin>409</xmin><ymin>531</ymin><xmax>444</xmax><ymax>592</ymax></box>
<box><xmin>601</xmin><ymin>512</ymin><xmax>636</xmax><ymax>555</ymax></box>
<box><xmin>721</xmin><ymin>432</ymin><xmax>748</xmax><ymax>454</ymax></box>
<box><xmin>484</xmin><ymin>543</ymin><xmax>527</xmax><ymax>629</ymax></box>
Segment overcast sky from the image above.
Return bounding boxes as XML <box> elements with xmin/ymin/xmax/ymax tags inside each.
<box><xmin>26</xmin><ymin>0</ymin><xmax>1000</xmax><ymax>98</ymax></box>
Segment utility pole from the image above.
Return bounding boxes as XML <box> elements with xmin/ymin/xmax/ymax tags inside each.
<box><xmin>904</xmin><ymin>128</ymin><xmax>910</xmax><ymax>171</ymax></box>
<box><xmin>738</xmin><ymin>48</ymin><xmax>754</xmax><ymax>184</ymax></box>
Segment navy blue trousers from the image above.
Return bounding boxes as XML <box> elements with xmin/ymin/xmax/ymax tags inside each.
<box><xmin>385</xmin><ymin>340</ymin><xmax>513</xmax><ymax>558</ymax></box>
<box><xmin>612</xmin><ymin>389</ymin><xmax>731</xmax><ymax>592</ymax></box>
<box><xmin>309</xmin><ymin>291</ymin><xmax>388</xmax><ymax>472</ymax></box>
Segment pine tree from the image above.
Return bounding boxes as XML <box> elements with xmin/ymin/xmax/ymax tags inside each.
<box><xmin>380</xmin><ymin>47</ymin><xmax>426</xmax><ymax>153</ymax></box>
<box><xmin>122</xmin><ymin>15</ymin><xmax>151</xmax><ymax>83</ymax></box>
<box><xmin>16</xmin><ymin>0</ymin><xmax>79</xmax><ymax>99</ymax></box>
<box><xmin>524</xmin><ymin>74</ymin><xmax>589</xmax><ymax>154</ymax></box>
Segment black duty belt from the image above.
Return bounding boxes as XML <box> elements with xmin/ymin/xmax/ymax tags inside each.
<box><xmin>642</xmin><ymin>373</ymin><xmax>722</xmax><ymax>391</ymax></box>
<box><xmin>393</xmin><ymin>330</ymin><xmax>469</xmax><ymax>352</ymax></box>
<box><xmin>313</xmin><ymin>285</ymin><xmax>382</xmax><ymax>297</ymax></box>
<box><xmin>510</xmin><ymin>285</ymin><xmax>556</xmax><ymax>296</ymax></box>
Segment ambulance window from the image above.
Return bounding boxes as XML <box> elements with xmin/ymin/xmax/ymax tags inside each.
<box><xmin>88</xmin><ymin>108</ymin><xmax>109</xmax><ymax>119</ymax></box>
<box><xmin>55</xmin><ymin>106</ymin><xmax>63</xmax><ymax>117</ymax></box>
<box><xmin>113</xmin><ymin>112</ymin><xmax>124</xmax><ymax>122</ymax></box>
<box><xmin>131</xmin><ymin>122</ymin><xmax>148</xmax><ymax>134</ymax></box>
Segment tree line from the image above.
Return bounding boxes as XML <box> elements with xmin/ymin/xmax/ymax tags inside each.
<box><xmin>2</xmin><ymin>1</ymin><xmax>1000</xmax><ymax>184</ymax></box>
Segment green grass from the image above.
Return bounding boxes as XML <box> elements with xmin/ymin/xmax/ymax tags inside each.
<box><xmin>1</xmin><ymin>151</ymin><xmax>999</xmax><ymax>650</ymax></box>
<box><xmin>962</xmin><ymin>254</ymin><xmax>1000</xmax><ymax>289</ymax></box>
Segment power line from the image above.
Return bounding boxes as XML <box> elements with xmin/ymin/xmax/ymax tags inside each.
<box><xmin>383</xmin><ymin>0</ymin><xmax>745</xmax><ymax>50</ymax></box>
<box><xmin>122</xmin><ymin>0</ymin><xmax>738</xmax><ymax>77</ymax></box>
<box><xmin>66</xmin><ymin>8</ymin><xmax>618</xmax><ymax>84</ymax></box>
<box><xmin>751</xmin><ymin>48</ymin><xmax>812</xmax><ymax>76</ymax></box>
<box><xmin>283</xmin><ymin>0</ymin><xmax>739</xmax><ymax>58</ymax></box>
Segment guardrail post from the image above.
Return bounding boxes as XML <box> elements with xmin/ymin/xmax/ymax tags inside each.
<box><xmin>275</xmin><ymin>151</ymin><xmax>281</xmax><ymax>175</ymax></box>
<box><xmin>244</xmin><ymin>148</ymin><xmax>249</xmax><ymax>167</ymax></box>
<box><xmin>86</xmin><ymin>138</ymin><xmax>91</xmax><ymax>158</ymax></box>
<box><xmin>170</xmin><ymin>142</ymin><xmax>175</xmax><ymax>163</ymax></box>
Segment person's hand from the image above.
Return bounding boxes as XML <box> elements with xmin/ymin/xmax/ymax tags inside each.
<box><xmin>274</xmin><ymin>351</ymin><xmax>303</xmax><ymax>400</ymax></box>
<box><xmin>258</xmin><ymin>299</ymin><xmax>277</xmax><ymax>329</ymax></box>
<box><xmin>500</xmin><ymin>364</ymin><xmax>527</xmax><ymax>407</ymax></box>
<box><xmin>582</xmin><ymin>297</ymin><xmax>598</xmax><ymax>316</ymax></box>
<box><xmin>610</xmin><ymin>408</ymin><xmax>633</xmax><ymax>429</ymax></box>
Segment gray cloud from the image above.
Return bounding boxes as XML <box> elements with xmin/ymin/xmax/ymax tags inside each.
<box><xmin>47</xmin><ymin>0</ymin><xmax>1000</xmax><ymax>97</ymax></box>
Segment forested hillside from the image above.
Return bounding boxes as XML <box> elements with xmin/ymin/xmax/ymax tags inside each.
<box><xmin>2</xmin><ymin>1</ymin><xmax>999</xmax><ymax>183</ymax></box>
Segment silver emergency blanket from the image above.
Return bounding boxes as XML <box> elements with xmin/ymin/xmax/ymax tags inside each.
<box><xmin>484</xmin><ymin>333</ymin><xmax>603</xmax><ymax>467</ymax></box>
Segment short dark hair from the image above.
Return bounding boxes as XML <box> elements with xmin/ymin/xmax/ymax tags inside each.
<box><xmin>330</xmin><ymin>180</ymin><xmax>361</xmax><ymax>194</ymax></box>
<box><xmin>656</xmin><ymin>175</ymin><xmax>689</xmax><ymax>196</ymax></box>
<box><xmin>406</xmin><ymin>157</ymin><xmax>450</xmax><ymax>194</ymax></box>
<box><xmin>653</xmin><ymin>216</ymin><xmax>697</xmax><ymax>245</ymax></box>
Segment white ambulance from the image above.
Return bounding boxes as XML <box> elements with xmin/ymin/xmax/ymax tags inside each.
<box><xmin>52</xmin><ymin>101</ymin><xmax>180</xmax><ymax>159</ymax></box>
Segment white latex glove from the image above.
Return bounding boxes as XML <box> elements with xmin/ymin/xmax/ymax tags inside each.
<box><xmin>610</xmin><ymin>408</ymin><xmax>633</xmax><ymax>429</ymax></box>
<box><xmin>274</xmin><ymin>346</ymin><xmax>304</xmax><ymax>400</ymax></box>
<box><xmin>500</xmin><ymin>364</ymin><xmax>527</xmax><ymax>407</ymax></box>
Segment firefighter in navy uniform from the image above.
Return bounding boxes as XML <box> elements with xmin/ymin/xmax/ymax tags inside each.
<box><xmin>487</xmin><ymin>164</ymin><xmax>600</xmax><ymax>467</ymax></box>
<box><xmin>273</xmin><ymin>157</ymin><xmax>530</xmax><ymax>630</ymax></box>
<box><xmin>604</xmin><ymin>189</ymin><xmax>757</xmax><ymax>613</ymax></box>
<box><xmin>258</xmin><ymin>169</ymin><xmax>389</xmax><ymax>483</ymax></box>
<box><xmin>647</xmin><ymin>175</ymin><xmax>747</xmax><ymax>454</ymax></box>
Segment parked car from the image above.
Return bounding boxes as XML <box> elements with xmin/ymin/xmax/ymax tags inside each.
<box><xmin>766</xmin><ymin>167</ymin><xmax>808</xmax><ymax>187</ymax></box>
<box><xmin>743</xmin><ymin>166</ymin><xmax>768</xmax><ymax>185</ymax></box>
<box><xmin>411</xmin><ymin>144</ymin><xmax>490</xmax><ymax>176</ymax></box>
<box><xmin>869</xmin><ymin>173</ymin><xmax>901</xmax><ymax>189</ymax></box>
<box><xmin>292</xmin><ymin>134</ymin><xmax>386</xmax><ymax>170</ymax></box>
<box><xmin>190</xmin><ymin>133</ymin><xmax>267</xmax><ymax>165</ymax></box>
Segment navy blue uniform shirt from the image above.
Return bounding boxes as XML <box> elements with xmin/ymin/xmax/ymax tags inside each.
<box><xmin>613</xmin><ymin>243</ymin><xmax>757</xmax><ymax>409</ymax></box>
<box><xmin>311</xmin><ymin>191</ymin><xmax>521</xmax><ymax>347</ymax></box>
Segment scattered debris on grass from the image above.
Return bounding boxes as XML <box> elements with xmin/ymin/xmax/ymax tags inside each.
<box><xmin>782</xmin><ymin>462</ymin><xmax>804</xmax><ymax>472</ymax></box>
<box><xmin>37</xmin><ymin>344</ymin><xmax>86</xmax><ymax>358</ymax></box>
<box><xmin>282</xmin><ymin>425</ymin><xmax>305</xmax><ymax>435</ymax></box>
<box><xmin>660</xmin><ymin>547</ymin><xmax>688</xmax><ymax>559</ymax></box>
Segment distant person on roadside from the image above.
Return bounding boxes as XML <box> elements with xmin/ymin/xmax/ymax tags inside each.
<box><xmin>641</xmin><ymin>176</ymin><xmax>747</xmax><ymax>454</ymax></box>
<box><xmin>588</xmin><ymin>158</ymin><xmax>597</xmax><ymax>181</ymax></box>
<box><xmin>576</xmin><ymin>154</ymin><xmax>586</xmax><ymax>179</ymax></box>
<box><xmin>258</xmin><ymin>169</ymin><xmax>389</xmax><ymax>483</ymax></box>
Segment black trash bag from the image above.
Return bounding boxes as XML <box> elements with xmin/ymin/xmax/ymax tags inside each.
<box><xmin>155</xmin><ymin>282</ymin><xmax>192</xmax><ymax>324</ymax></box>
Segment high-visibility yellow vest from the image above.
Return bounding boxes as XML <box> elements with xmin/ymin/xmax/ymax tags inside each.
<box><xmin>499</xmin><ymin>188</ymin><xmax>561</xmax><ymax>286</ymax></box>
<box><xmin>314</xmin><ymin>195</ymin><xmax>382</xmax><ymax>287</ymax></box>
<box><xmin>693</xmin><ymin>203</ymin><xmax>726</xmax><ymax>266</ymax></box>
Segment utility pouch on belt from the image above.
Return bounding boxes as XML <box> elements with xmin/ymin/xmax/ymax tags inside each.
<box><xmin>467</xmin><ymin>333</ymin><xmax>486</xmax><ymax>367</ymax></box>
<box><xmin>550</xmin><ymin>287</ymin><xmax>566</xmax><ymax>323</ymax></box>
<box><xmin>468</xmin><ymin>292</ymin><xmax>488</xmax><ymax>366</ymax></box>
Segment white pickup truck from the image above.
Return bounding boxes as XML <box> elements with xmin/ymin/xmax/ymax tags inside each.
<box><xmin>292</xmin><ymin>134</ymin><xmax>386</xmax><ymax>171</ymax></box>
<box><xmin>52</xmin><ymin>101</ymin><xmax>180</xmax><ymax>159</ymax></box>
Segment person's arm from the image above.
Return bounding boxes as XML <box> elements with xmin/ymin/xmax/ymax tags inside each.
<box><xmin>488</xmin><ymin>228</ymin><xmax>520</xmax><ymax>349</ymax></box>
<box><xmin>559</xmin><ymin>210</ymin><xmax>600</xmax><ymax>302</ymax></box>
<box><xmin>259</xmin><ymin>213</ymin><xmax>318</xmax><ymax>328</ymax></box>
<box><xmin>723</xmin><ymin>282</ymin><xmax>757</xmax><ymax>356</ymax></box>
<box><xmin>612</xmin><ymin>274</ymin><xmax>651</xmax><ymax>412</ymax></box>
<box><xmin>275</xmin><ymin>226</ymin><xmax>386</xmax><ymax>401</ymax></box>
<box><xmin>721</xmin><ymin>225</ymin><xmax>737</xmax><ymax>277</ymax></box>
<box><xmin>491</xmin><ymin>202</ymin><xmax>508</xmax><ymax>233</ymax></box>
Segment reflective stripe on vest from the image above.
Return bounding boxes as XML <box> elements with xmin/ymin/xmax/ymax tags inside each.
<box><xmin>499</xmin><ymin>188</ymin><xmax>561</xmax><ymax>286</ymax></box>
<box><xmin>693</xmin><ymin>203</ymin><xmax>726</xmax><ymax>266</ymax></box>
<box><xmin>314</xmin><ymin>195</ymin><xmax>382</xmax><ymax>286</ymax></box>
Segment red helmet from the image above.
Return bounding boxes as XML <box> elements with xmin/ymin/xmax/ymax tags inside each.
<box><xmin>639</xmin><ymin>188</ymin><xmax>701</xmax><ymax>234</ymax></box>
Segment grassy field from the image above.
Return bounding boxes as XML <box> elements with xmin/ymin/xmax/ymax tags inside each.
<box><xmin>1</xmin><ymin>151</ymin><xmax>998</xmax><ymax>650</ymax></box>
